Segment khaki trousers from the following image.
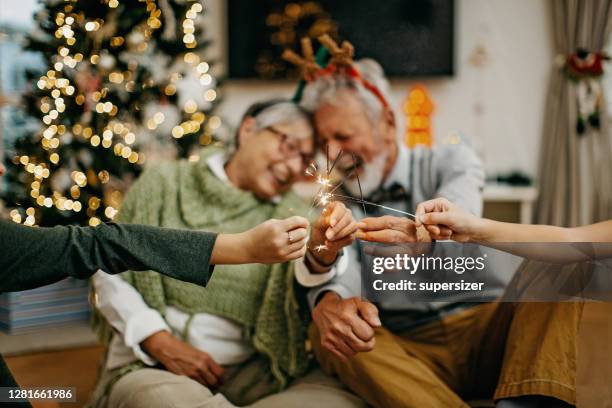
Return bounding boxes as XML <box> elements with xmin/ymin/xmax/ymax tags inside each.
<box><xmin>106</xmin><ymin>357</ymin><xmax>366</xmax><ymax>408</ymax></box>
<box><xmin>310</xmin><ymin>302</ymin><xmax>584</xmax><ymax>408</ymax></box>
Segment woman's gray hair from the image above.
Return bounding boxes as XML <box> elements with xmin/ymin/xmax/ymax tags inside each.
<box><xmin>252</xmin><ymin>101</ymin><xmax>310</xmax><ymax>131</ymax></box>
<box><xmin>300</xmin><ymin>59</ymin><xmax>392</xmax><ymax>125</ymax></box>
<box><xmin>235</xmin><ymin>99</ymin><xmax>311</xmax><ymax>147</ymax></box>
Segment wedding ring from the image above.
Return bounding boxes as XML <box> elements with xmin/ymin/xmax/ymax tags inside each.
<box><xmin>287</xmin><ymin>231</ymin><xmax>293</xmax><ymax>243</ymax></box>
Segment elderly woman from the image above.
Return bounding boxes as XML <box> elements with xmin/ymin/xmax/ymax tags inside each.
<box><xmin>88</xmin><ymin>99</ymin><xmax>364</xmax><ymax>408</ymax></box>
<box><xmin>0</xmin><ymin>160</ymin><xmax>312</xmax><ymax>408</ymax></box>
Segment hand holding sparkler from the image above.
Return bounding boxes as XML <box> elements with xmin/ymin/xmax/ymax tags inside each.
<box><xmin>355</xmin><ymin>215</ymin><xmax>432</xmax><ymax>256</ymax></box>
<box><xmin>215</xmin><ymin>216</ymin><xmax>309</xmax><ymax>264</ymax></box>
<box><xmin>246</xmin><ymin>216</ymin><xmax>309</xmax><ymax>263</ymax></box>
<box><xmin>308</xmin><ymin>201</ymin><xmax>361</xmax><ymax>267</ymax></box>
<box><xmin>414</xmin><ymin>198</ymin><xmax>477</xmax><ymax>242</ymax></box>
<box><xmin>356</xmin><ymin>215</ymin><xmax>419</xmax><ymax>243</ymax></box>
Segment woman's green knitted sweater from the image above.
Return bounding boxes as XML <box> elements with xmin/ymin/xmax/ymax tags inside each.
<box><xmin>89</xmin><ymin>146</ymin><xmax>311</xmax><ymax>405</ymax></box>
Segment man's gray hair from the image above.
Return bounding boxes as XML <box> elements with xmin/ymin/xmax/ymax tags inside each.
<box><xmin>300</xmin><ymin>59</ymin><xmax>392</xmax><ymax>125</ymax></box>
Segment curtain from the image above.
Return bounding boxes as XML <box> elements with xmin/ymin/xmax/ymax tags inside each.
<box><xmin>535</xmin><ymin>0</ymin><xmax>612</xmax><ymax>226</ymax></box>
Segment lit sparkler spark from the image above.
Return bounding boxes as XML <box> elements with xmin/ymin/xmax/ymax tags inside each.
<box><xmin>317</xmin><ymin>174</ymin><xmax>332</xmax><ymax>188</ymax></box>
<box><xmin>306</xmin><ymin>149</ymin><xmax>343</xmax><ymax>213</ymax></box>
<box><xmin>316</xmin><ymin>192</ymin><xmax>332</xmax><ymax>207</ymax></box>
<box><xmin>305</xmin><ymin>162</ymin><xmax>317</xmax><ymax>177</ymax></box>
<box><xmin>307</xmin><ymin>145</ymin><xmax>415</xmax><ymax>219</ymax></box>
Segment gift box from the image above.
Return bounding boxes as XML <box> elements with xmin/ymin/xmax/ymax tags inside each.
<box><xmin>0</xmin><ymin>278</ymin><xmax>91</xmax><ymax>334</ymax></box>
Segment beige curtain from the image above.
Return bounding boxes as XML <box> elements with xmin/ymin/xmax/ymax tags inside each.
<box><xmin>536</xmin><ymin>0</ymin><xmax>612</xmax><ymax>226</ymax></box>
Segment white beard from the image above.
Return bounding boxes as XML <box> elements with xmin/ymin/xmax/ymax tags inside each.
<box><xmin>343</xmin><ymin>150</ymin><xmax>388</xmax><ymax>198</ymax></box>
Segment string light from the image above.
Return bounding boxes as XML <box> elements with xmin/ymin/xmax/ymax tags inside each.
<box><xmin>11</xmin><ymin>1</ymin><xmax>219</xmax><ymax>226</ymax></box>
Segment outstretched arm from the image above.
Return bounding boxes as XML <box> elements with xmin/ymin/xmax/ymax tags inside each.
<box><xmin>212</xmin><ymin>216</ymin><xmax>308</xmax><ymax>265</ymax></box>
<box><xmin>0</xmin><ymin>215</ymin><xmax>309</xmax><ymax>293</ymax></box>
<box><xmin>0</xmin><ymin>220</ymin><xmax>218</xmax><ymax>292</ymax></box>
<box><xmin>353</xmin><ymin>198</ymin><xmax>612</xmax><ymax>262</ymax></box>
<box><xmin>414</xmin><ymin>198</ymin><xmax>612</xmax><ymax>262</ymax></box>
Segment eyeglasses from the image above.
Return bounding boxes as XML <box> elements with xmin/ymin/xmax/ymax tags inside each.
<box><xmin>265</xmin><ymin>126</ymin><xmax>314</xmax><ymax>167</ymax></box>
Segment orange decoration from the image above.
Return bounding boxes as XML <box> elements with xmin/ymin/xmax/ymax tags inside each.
<box><xmin>404</xmin><ymin>85</ymin><xmax>434</xmax><ymax>148</ymax></box>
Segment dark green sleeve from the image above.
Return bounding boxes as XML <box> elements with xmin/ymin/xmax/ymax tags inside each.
<box><xmin>0</xmin><ymin>220</ymin><xmax>217</xmax><ymax>293</ymax></box>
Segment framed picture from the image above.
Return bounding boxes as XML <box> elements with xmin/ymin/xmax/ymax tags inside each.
<box><xmin>227</xmin><ymin>0</ymin><xmax>454</xmax><ymax>79</ymax></box>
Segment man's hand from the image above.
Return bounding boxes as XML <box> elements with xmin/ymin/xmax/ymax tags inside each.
<box><xmin>312</xmin><ymin>292</ymin><xmax>381</xmax><ymax>361</ymax></box>
<box><xmin>141</xmin><ymin>331</ymin><xmax>225</xmax><ymax>388</ymax></box>
<box><xmin>214</xmin><ymin>216</ymin><xmax>309</xmax><ymax>264</ymax></box>
<box><xmin>355</xmin><ymin>215</ymin><xmax>420</xmax><ymax>243</ymax></box>
<box><xmin>355</xmin><ymin>215</ymin><xmax>432</xmax><ymax>258</ymax></box>
<box><xmin>309</xmin><ymin>202</ymin><xmax>360</xmax><ymax>266</ymax></box>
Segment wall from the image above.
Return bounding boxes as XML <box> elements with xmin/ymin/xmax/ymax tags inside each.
<box><xmin>206</xmin><ymin>0</ymin><xmax>554</xmax><ymax>177</ymax></box>
<box><xmin>0</xmin><ymin>0</ymin><xmax>554</xmax><ymax>177</ymax></box>
<box><xmin>0</xmin><ymin>0</ymin><xmax>39</xmax><ymax>28</ymax></box>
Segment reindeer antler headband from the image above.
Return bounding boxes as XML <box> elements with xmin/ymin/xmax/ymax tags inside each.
<box><xmin>283</xmin><ymin>35</ymin><xmax>389</xmax><ymax>109</ymax></box>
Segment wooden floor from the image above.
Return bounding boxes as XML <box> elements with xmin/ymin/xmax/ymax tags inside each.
<box><xmin>576</xmin><ymin>302</ymin><xmax>612</xmax><ymax>408</ymax></box>
<box><xmin>4</xmin><ymin>303</ymin><xmax>612</xmax><ymax>408</ymax></box>
<box><xmin>6</xmin><ymin>345</ymin><xmax>104</xmax><ymax>408</ymax></box>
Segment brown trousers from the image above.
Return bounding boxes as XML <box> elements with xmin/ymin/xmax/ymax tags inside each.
<box><xmin>310</xmin><ymin>302</ymin><xmax>584</xmax><ymax>408</ymax></box>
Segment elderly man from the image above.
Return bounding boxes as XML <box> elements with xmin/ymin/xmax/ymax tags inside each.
<box><xmin>88</xmin><ymin>99</ymin><xmax>366</xmax><ymax>408</ymax></box>
<box><xmin>297</xmin><ymin>55</ymin><xmax>581</xmax><ymax>408</ymax></box>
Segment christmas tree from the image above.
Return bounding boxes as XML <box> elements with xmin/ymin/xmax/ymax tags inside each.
<box><xmin>2</xmin><ymin>0</ymin><xmax>220</xmax><ymax>227</ymax></box>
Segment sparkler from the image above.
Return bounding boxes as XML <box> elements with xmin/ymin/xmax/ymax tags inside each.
<box><xmin>305</xmin><ymin>146</ymin><xmax>418</xmax><ymax>251</ymax></box>
<box><xmin>316</xmin><ymin>191</ymin><xmax>332</xmax><ymax>207</ymax></box>
<box><xmin>317</xmin><ymin>174</ymin><xmax>332</xmax><ymax>188</ymax></box>
<box><xmin>305</xmin><ymin>162</ymin><xmax>317</xmax><ymax>177</ymax></box>
<box><xmin>305</xmin><ymin>147</ymin><xmax>345</xmax><ymax>252</ymax></box>
<box><xmin>307</xmin><ymin>151</ymin><xmax>339</xmax><ymax>214</ymax></box>
<box><xmin>332</xmin><ymin>194</ymin><xmax>417</xmax><ymax>219</ymax></box>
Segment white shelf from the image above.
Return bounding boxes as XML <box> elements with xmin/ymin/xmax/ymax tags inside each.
<box><xmin>483</xmin><ymin>183</ymin><xmax>538</xmax><ymax>224</ymax></box>
<box><xmin>483</xmin><ymin>184</ymin><xmax>538</xmax><ymax>202</ymax></box>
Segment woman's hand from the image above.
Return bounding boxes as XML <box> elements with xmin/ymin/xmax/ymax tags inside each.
<box><xmin>141</xmin><ymin>331</ymin><xmax>225</xmax><ymax>388</ymax></box>
<box><xmin>414</xmin><ymin>197</ymin><xmax>484</xmax><ymax>242</ymax></box>
<box><xmin>243</xmin><ymin>216</ymin><xmax>309</xmax><ymax>263</ymax></box>
<box><xmin>213</xmin><ymin>216</ymin><xmax>309</xmax><ymax>264</ymax></box>
<box><xmin>309</xmin><ymin>202</ymin><xmax>360</xmax><ymax>266</ymax></box>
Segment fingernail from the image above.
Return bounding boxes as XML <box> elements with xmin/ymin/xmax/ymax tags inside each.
<box><xmin>374</xmin><ymin>317</ymin><xmax>382</xmax><ymax>326</ymax></box>
<box><xmin>330</xmin><ymin>218</ymin><xmax>336</xmax><ymax>227</ymax></box>
<box><xmin>326</xmin><ymin>230</ymin><xmax>334</xmax><ymax>239</ymax></box>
